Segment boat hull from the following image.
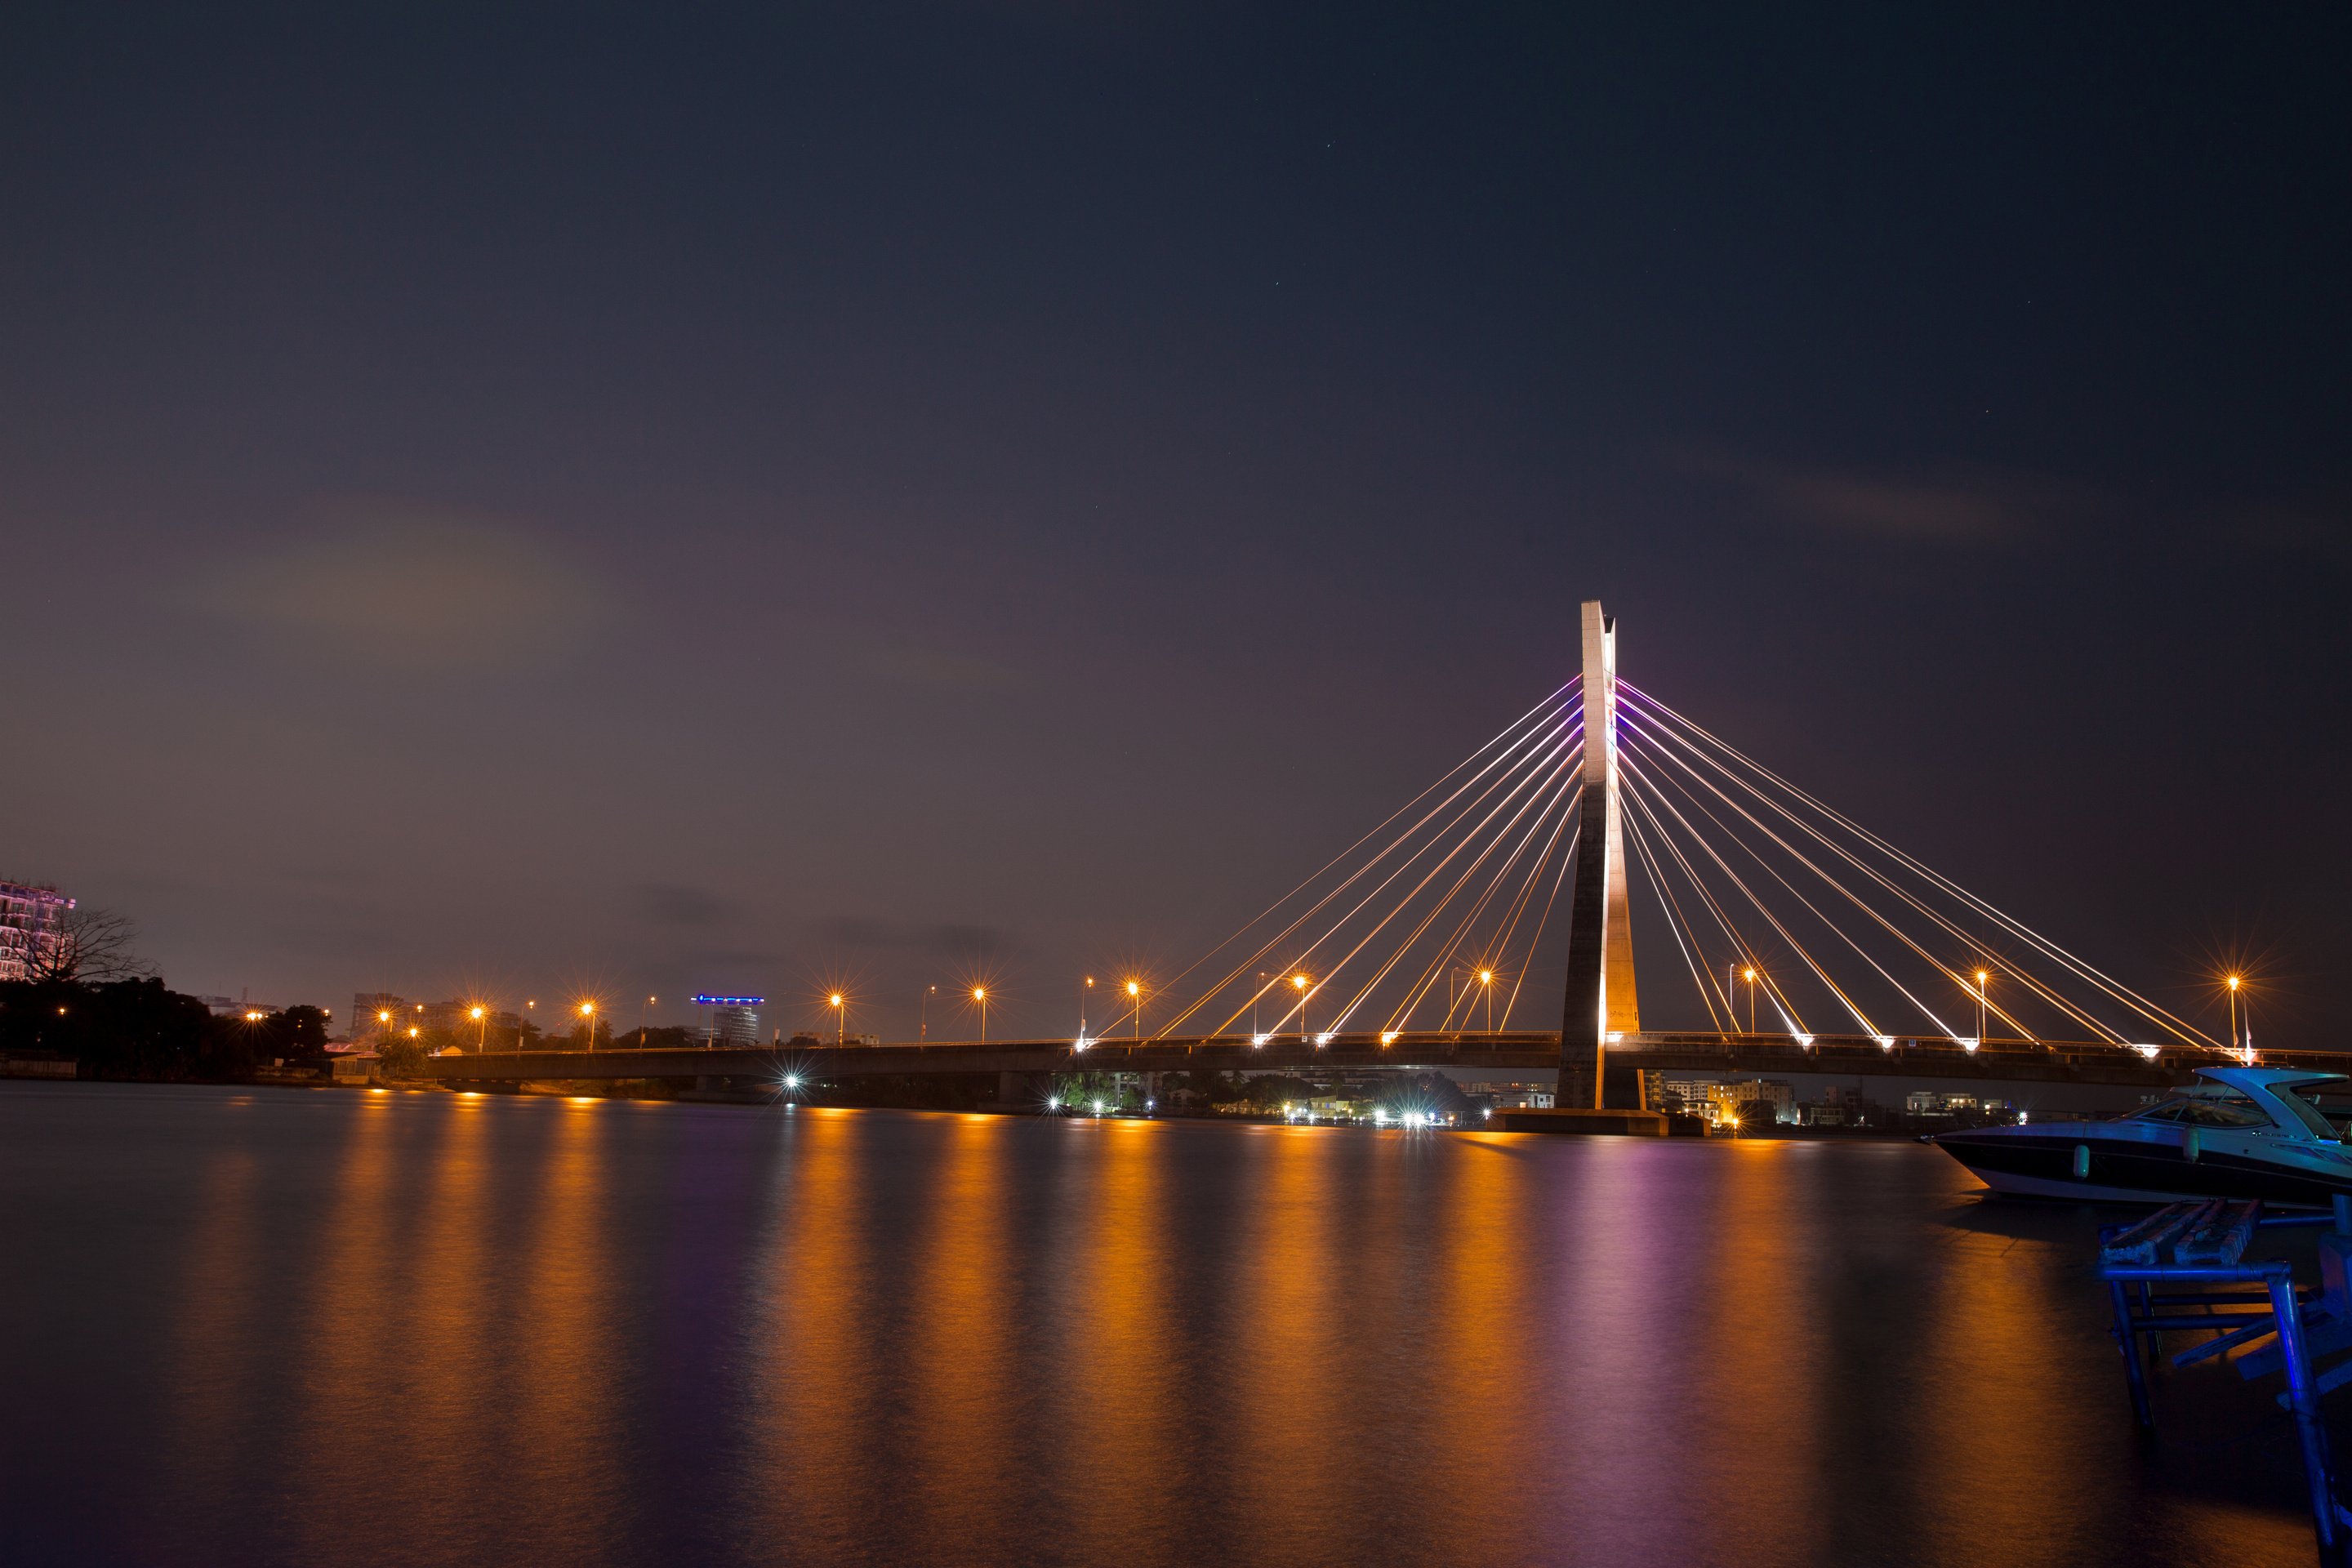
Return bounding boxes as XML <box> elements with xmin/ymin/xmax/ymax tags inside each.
<box><xmin>1936</xmin><ymin>1128</ymin><xmax>2352</xmax><ymax>1209</ymax></box>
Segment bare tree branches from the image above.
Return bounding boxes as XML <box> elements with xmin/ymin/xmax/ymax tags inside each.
<box><xmin>20</xmin><ymin>907</ymin><xmax>153</xmax><ymax>985</ymax></box>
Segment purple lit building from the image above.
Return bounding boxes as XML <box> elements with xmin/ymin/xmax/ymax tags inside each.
<box><xmin>0</xmin><ymin>881</ymin><xmax>74</xmax><ymax>982</ymax></box>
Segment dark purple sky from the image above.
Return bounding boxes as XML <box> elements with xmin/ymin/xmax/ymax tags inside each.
<box><xmin>3</xmin><ymin>4</ymin><xmax>2344</xmax><ymax>1044</ymax></box>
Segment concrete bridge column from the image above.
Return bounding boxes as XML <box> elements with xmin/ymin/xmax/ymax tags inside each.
<box><xmin>1560</xmin><ymin>600</ymin><xmax>1641</xmax><ymax>1109</ymax></box>
<box><xmin>997</xmin><ymin>1070</ymin><xmax>1052</xmax><ymax>1110</ymax></box>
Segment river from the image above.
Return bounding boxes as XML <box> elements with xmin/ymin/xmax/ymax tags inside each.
<box><xmin>0</xmin><ymin>1080</ymin><xmax>2321</xmax><ymax>1566</ymax></box>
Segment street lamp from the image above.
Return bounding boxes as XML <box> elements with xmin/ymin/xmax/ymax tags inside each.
<box><xmin>830</xmin><ymin>992</ymin><xmax>846</xmax><ymax>1046</ymax></box>
<box><xmin>1292</xmin><ymin>973</ymin><xmax>1311</xmax><ymax>1042</ymax></box>
<box><xmin>638</xmin><ymin>995</ymin><xmax>655</xmax><ymax>1047</ymax></box>
<box><xmin>470</xmin><ymin>1004</ymin><xmax>488</xmax><ymax>1051</ymax></box>
<box><xmin>920</xmin><ymin>983</ymin><xmax>937</xmax><ymax>1041</ymax></box>
<box><xmin>1975</xmin><ymin>969</ymin><xmax>1990</xmax><ymax>1051</ymax></box>
<box><xmin>579</xmin><ymin>1000</ymin><xmax>595</xmax><ymax>1051</ymax></box>
<box><xmin>1080</xmin><ymin>976</ymin><xmax>1094</xmax><ymax>1046</ymax></box>
<box><xmin>2227</xmin><ymin>974</ymin><xmax>2243</xmax><ymax>1055</ymax></box>
<box><xmin>1478</xmin><ymin>969</ymin><xmax>1495</xmax><ymax>1034</ymax></box>
<box><xmin>1742</xmin><ymin>968</ymin><xmax>1757</xmax><ymax>1034</ymax></box>
<box><xmin>973</xmin><ymin>987</ymin><xmax>988</xmax><ymax>1043</ymax></box>
<box><xmin>1126</xmin><ymin>978</ymin><xmax>1143</xmax><ymax>1041</ymax></box>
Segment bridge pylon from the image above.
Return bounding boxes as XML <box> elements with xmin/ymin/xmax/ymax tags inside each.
<box><xmin>1559</xmin><ymin>600</ymin><xmax>1639</xmax><ymax>1107</ymax></box>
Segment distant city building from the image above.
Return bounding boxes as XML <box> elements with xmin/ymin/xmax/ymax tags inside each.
<box><xmin>197</xmin><ymin>994</ymin><xmax>282</xmax><ymax>1018</ymax></box>
<box><xmin>1655</xmin><ymin>1076</ymin><xmax>1795</xmax><ymax>1126</ymax></box>
<box><xmin>405</xmin><ymin>1000</ymin><xmax>523</xmax><ymax>1045</ymax></box>
<box><xmin>351</xmin><ymin>992</ymin><xmax>407</xmax><ymax>1039</ymax></box>
<box><xmin>0</xmin><ymin>881</ymin><xmax>74</xmax><ymax>982</ymax></box>
<box><xmin>692</xmin><ymin>994</ymin><xmax>764</xmax><ymax>1047</ymax></box>
<box><xmin>420</xmin><ymin>1000</ymin><xmax>471</xmax><ymax>1034</ymax></box>
<box><xmin>1902</xmin><ymin>1090</ymin><xmax>2011</xmax><ymax>1118</ymax></box>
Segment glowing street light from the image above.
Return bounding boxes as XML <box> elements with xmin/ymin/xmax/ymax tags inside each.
<box><xmin>973</xmin><ymin>987</ymin><xmax>988</xmax><ymax>1043</ymax></box>
<box><xmin>1478</xmin><ymin>968</ymin><xmax>1495</xmax><ymax>1034</ymax></box>
<box><xmin>578</xmin><ymin>1000</ymin><xmax>595</xmax><ymax>1051</ymax></box>
<box><xmin>470</xmin><ymin>1004</ymin><xmax>488</xmax><ymax>1051</ymax></box>
<box><xmin>2226</xmin><ymin>973</ymin><xmax>2243</xmax><ymax>1055</ymax></box>
<box><xmin>830</xmin><ymin>992</ymin><xmax>846</xmax><ymax>1045</ymax></box>
<box><xmin>1976</xmin><ymin>969</ymin><xmax>1991</xmax><ymax>1051</ymax></box>
<box><xmin>1125</xmin><ymin>978</ymin><xmax>1143</xmax><ymax>1040</ymax></box>
<box><xmin>1292</xmin><ymin>973</ymin><xmax>1312</xmax><ymax>1042</ymax></box>
<box><xmin>920</xmin><ymin>983</ymin><xmax>937</xmax><ymax>1041</ymax></box>
<box><xmin>1742</xmin><ymin>967</ymin><xmax>1758</xmax><ymax>1034</ymax></box>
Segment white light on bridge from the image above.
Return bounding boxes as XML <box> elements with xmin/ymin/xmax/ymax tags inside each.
<box><xmin>1251</xmin><ymin>1034</ymin><xmax>1269</xmax><ymax>1048</ymax></box>
<box><xmin>1793</xmin><ymin>1034</ymin><xmax>1815</xmax><ymax>1049</ymax></box>
<box><xmin>1873</xmin><ymin>1036</ymin><xmax>1895</xmax><ymax>1050</ymax></box>
<box><xmin>1380</xmin><ymin>1031</ymin><xmax>1398</xmax><ymax>1045</ymax></box>
<box><xmin>2132</xmin><ymin>1045</ymin><xmax>2162</xmax><ymax>1060</ymax></box>
<box><xmin>1313</xmin><ymin>1033</ymin><xmax>1333</xmax><ymax>1047</ymax></box>
<box><xmin>1958</xmin><ymin>1037</ymin><xmax>1980</xmax><ymax>1054</ymax></box>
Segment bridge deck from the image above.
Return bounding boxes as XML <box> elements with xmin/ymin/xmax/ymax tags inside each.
<box><xmin>412</xmin><ymin>1031</ymin><xmax>2341</xmax><ymax>1091</ymax></box>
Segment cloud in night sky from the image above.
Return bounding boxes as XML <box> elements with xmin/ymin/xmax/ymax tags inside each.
<box><xmin>192</xmin><ymin>501</ymin><xmax>608</xmax><ymax>671</ymax></box>
<box><xmin>1676</xmin><ymin>452</ymin><xmax>2111</xmax><ymax>545</ymax></box>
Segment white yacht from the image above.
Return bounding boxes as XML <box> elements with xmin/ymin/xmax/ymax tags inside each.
<box><xmin>1933</xmin><ymin>1066</ymin><xmax>2352</xmax><ymax>1206</ymax></box>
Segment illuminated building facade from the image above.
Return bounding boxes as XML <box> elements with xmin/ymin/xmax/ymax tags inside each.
<box><xmin>0</xmin><ymin>881</ymin><xmax>74</xmax><ymax>982</ymax></box>
<box><xmin>692</xmin><ymin>994</ymin><xmax>764</xmax><ymax>1047</ymax></box>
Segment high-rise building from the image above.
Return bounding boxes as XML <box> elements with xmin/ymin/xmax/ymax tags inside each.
<box><xmin>0</xmin><ymin>881</ymin><xmax>74</xmax><ymax>982</ymax></box>
<box><xmin>692</xmin><ymin>994</ymin><xmax>764</xmax><ymax>1047</ymax></box>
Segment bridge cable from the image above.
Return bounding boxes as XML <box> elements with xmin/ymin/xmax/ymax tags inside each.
<box><xmin>1278</xmin><ymin>730</ymin><xmax>1582</xmax><ymax>1038</ymax></box>
<box><xmin>1619</xmin><ymin>800</ymin><xmax>1730</xmax><ymax>1036</ymax></box>
<box><xmin>1164</xmin><ymin>714</ymin><xmax>1584</xmax><ymax>1042</ymax></box>
<box><xmin>1149</xmin><ymin>692</ymin><xmax>1580</xmax><ymax>1041</ymax></box>
<box><xmin>1619</xmin><ymin>693</ymin><xmax>2181</xmax><ymax>1050</ymax></box>
<box><xmin>1258</xmin><ymin>725</ymin><xmax>1582</xmax><ymax>1040</ymax></box>
<box><xmin>1617</xmin><ymin>766</ymin><xmax>1815</xmax><ymax>1035</ymax></box>
<box><xmin>1619</xmin><ymin>728</ymin><xmax>1958</xmax><ymax>1040</ymax></box>
<box><xmin>1498</xmin><ymin>822</ymin><xmax>1579</xmax><ymax>1033</ymax></box>
<box><xmin>1619</xmin><ymin>684</ymin><xmax>2221</xmax><ymax>1052</ymax></box>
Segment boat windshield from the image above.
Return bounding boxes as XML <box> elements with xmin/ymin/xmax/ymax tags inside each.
<box><xmin>2274</xmin><ymin>1085</ymin><xmax>2345</xmax><ymax>1140</ymax></box>
<box><xmin>2129</xmin><ymin>1092</ymin><xmax>2277</xmax><ymax>1130</ymax></box>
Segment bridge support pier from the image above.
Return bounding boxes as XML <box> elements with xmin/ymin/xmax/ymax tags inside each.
<box><xmin>997</xmin><ymin>1070</ymin><xmax>1052</xmax><ymax>1111</ymax></box>
<box><xmin>1559</xmin><ymin>600</ymin><xmax>1640</xmax><ymax>1108</ymax></box>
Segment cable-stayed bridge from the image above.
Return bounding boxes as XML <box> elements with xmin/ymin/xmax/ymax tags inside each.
<box><xmin>429</xmin><ymin>602</ymin><xmax>2275</xmax><ymax>1099</ymax></box>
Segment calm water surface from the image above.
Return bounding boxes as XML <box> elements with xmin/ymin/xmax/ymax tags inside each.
<box><xmin>0</xmin><ymin>1082</ymin><xmax>2323</xmax><ymax>1567</ymax></box>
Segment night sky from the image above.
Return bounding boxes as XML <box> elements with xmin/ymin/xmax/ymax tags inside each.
<box><xmin>4</xmin><ymin>5</ymin><xmax>2345</xmax><ymax>1045</ymax></box>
